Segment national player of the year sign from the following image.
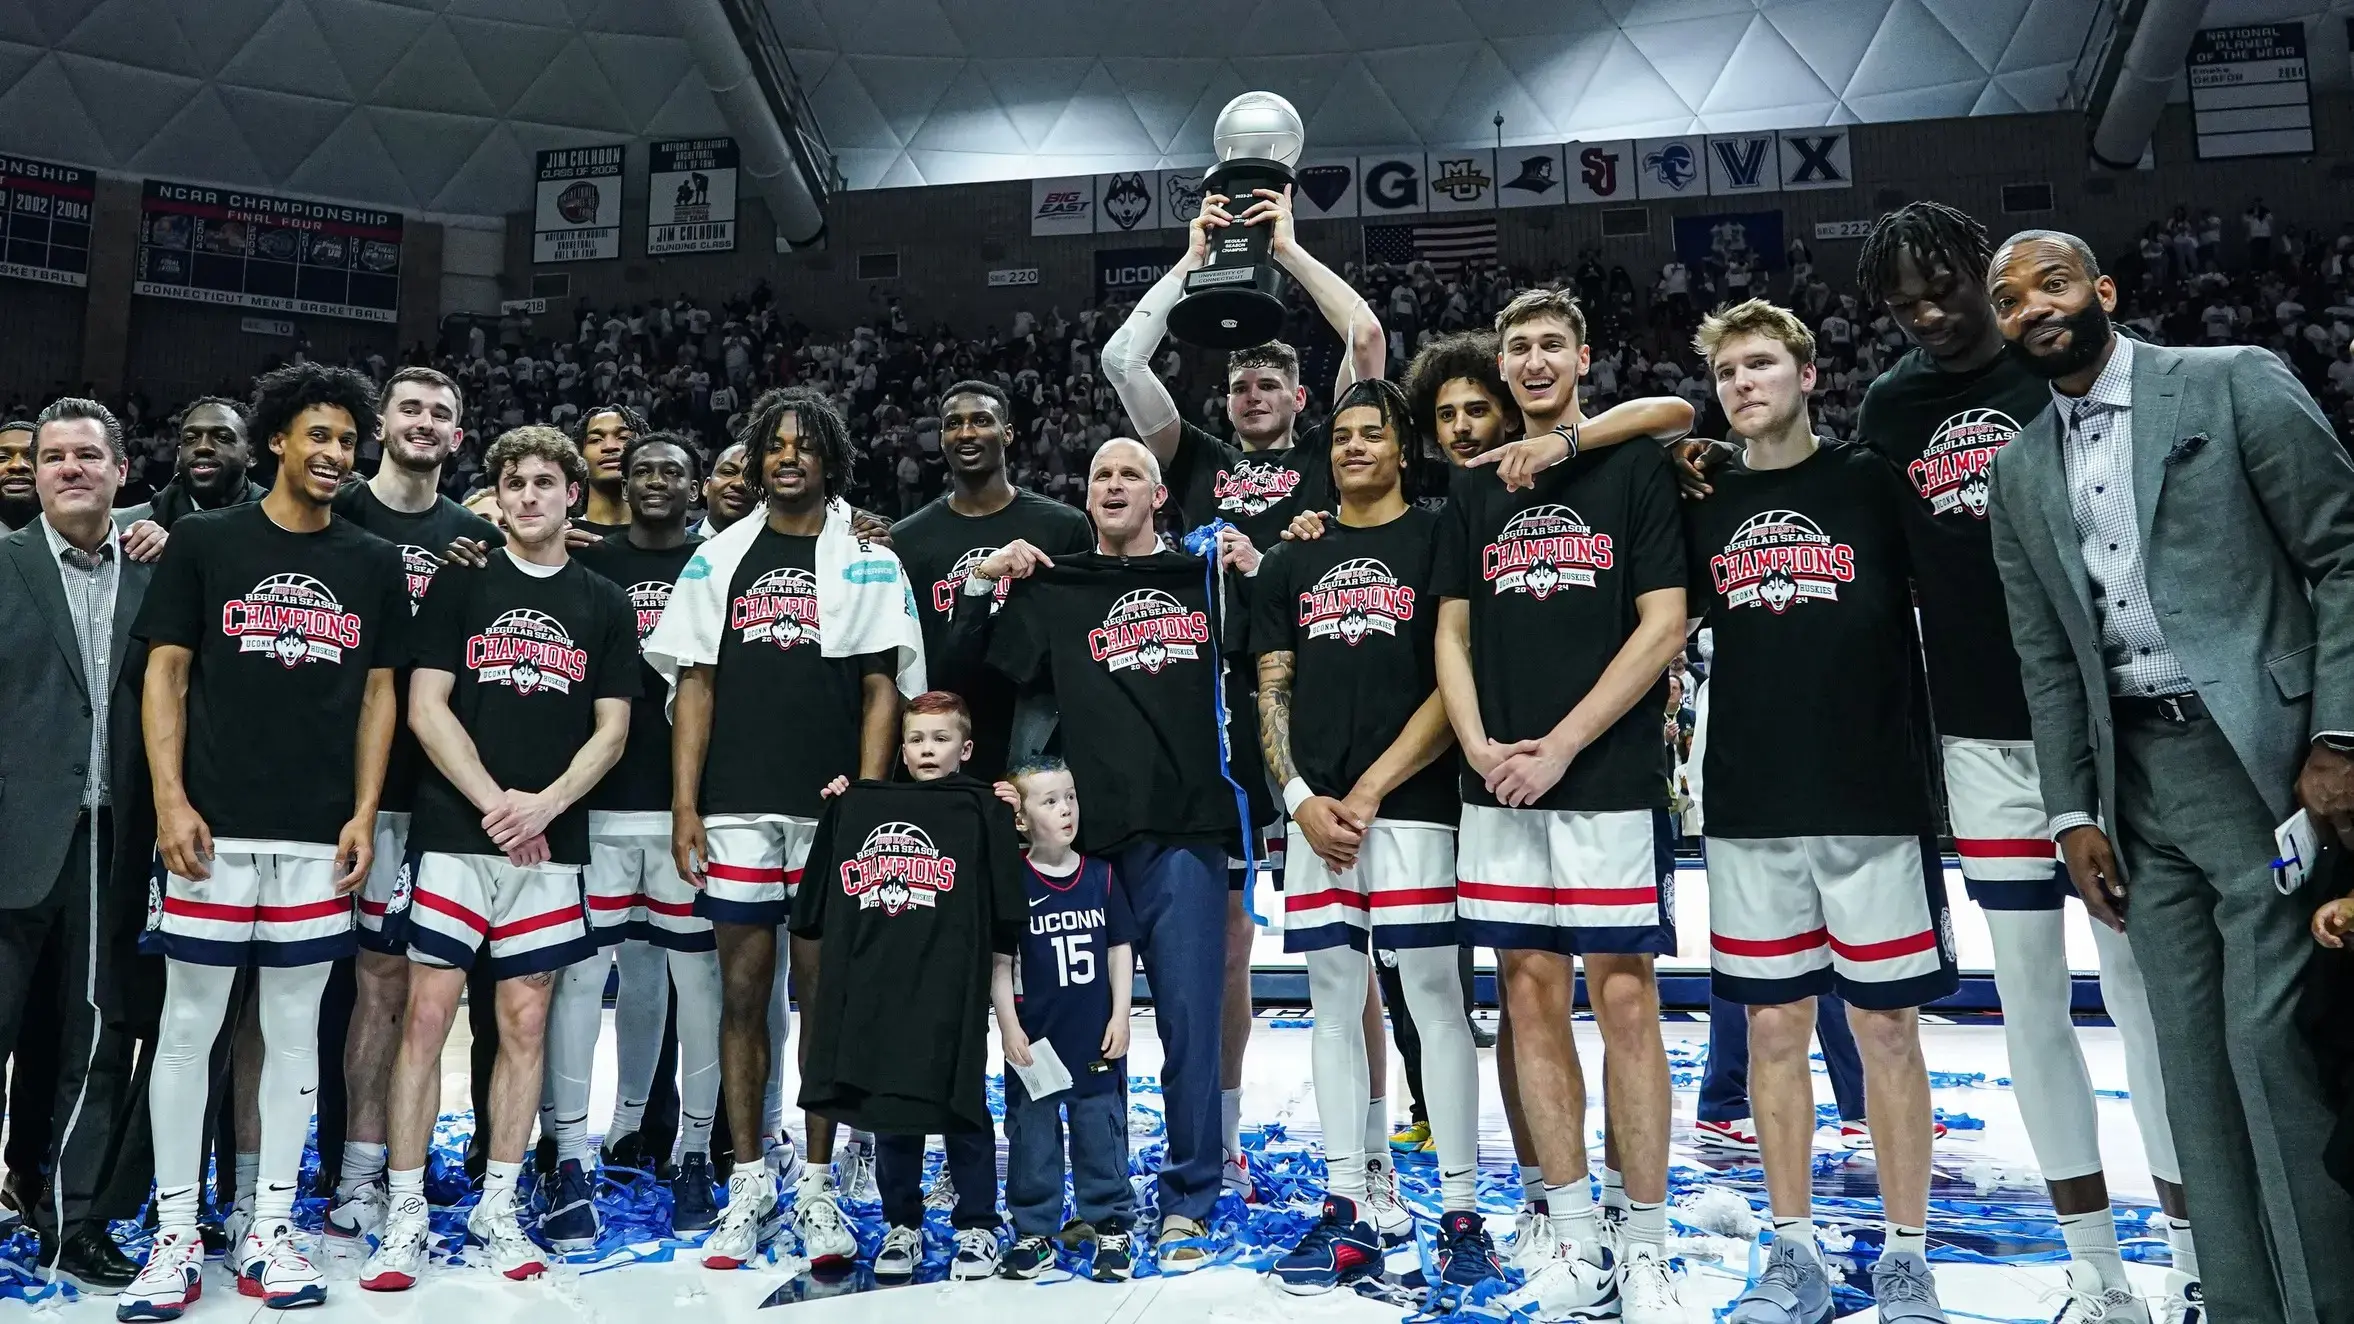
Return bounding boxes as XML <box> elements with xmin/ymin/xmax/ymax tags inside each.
<box><xmin>0</xmin><ymin>154</ymin><xmax>94</xmax><ymax>289</ymax></box>
<box><xmin>135</xmin><ymin>180</ymin><xmax>402</xmax><ymax>322</ymax></box>
<box><xmin>646</xmin><ymin>139</ymin><xmax>739</xmax><ymax>255</ymax></box>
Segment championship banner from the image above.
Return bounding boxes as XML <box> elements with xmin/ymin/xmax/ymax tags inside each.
<box><xmin>0</xmin><ymin>154</ymin><xmax>94</xmax><ymax>288</ymax></box>
<box><xmin>646</xmin><ymin>139</ymin><xmax>738</xmax><ymax>255</ymax></box>
<box><xmin>135</xmin><ymin>180</ymin><xmax>401</xmax><ymax>322</ymax></box>
<box><xmin>2188</xmin><ymin>24</ymin><xmax>2314</xmax><ymax>159</ymax></box>
<box><xmin>534</xmin><ymin>146</ymin><xmax>623</xmax><ymax>263</ymax></box>
<box><xmin>1031</xmin><ymin>176</ymin><xmax>1094</xmax><ymax>236</ymax></box>
<box><xmin>1095</xmin><ymin>245</ymin><xmax>1183</xmax><ymax>302</ymax></box>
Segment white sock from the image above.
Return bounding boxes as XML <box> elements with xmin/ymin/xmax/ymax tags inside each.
<box><xmin>1884</xmin><ymin>1222</ymin><xmax>1927</xmax><ymax>1260</ymax></box>
<box><xmin>1364</xmin><ymin>1097</ymin><xmax>1387</xmax><ymax>1153</ymax></box>
<box><xmin>234</xmin><ymin>1152</ymin><xmax>259</xmax><ymax>1208</ymax></box>
<box><xmin>1327</xmin><ymin>1153</ymin><xmax>1368</xmax><ymax>1199</ymax></box>
<box><xmin>1221</xmin><ymin>1087</ymin><xmax>1243</xmax><ymax>1159</ymax></box>
<box><xmin>2164</xmin><ymin>1215</ymin><xmax>2197</xmax><ymax>1278</ymax></box>
<box><xmin>796</xmin><ymin>1160</ymin><xmax>834</xmax><ymax>1197</ymax></box>
<box><xmin>485</xmin><ymin>1158</ymin><xmax>523</xmax><ymax>1203</ymax></box>
<box><xmin>1773</xmin><ymin>1216</ymin><xmax>1820</xmax><ymax>1264</ymax></box>
<box><xmin>1519</xmin><ymin>1163</ymin><xmax>1546</xmax><ymax>1206</ymax></box>
<box><xmin>1545</xmin><ymin>1180</ymin><xmax>1601</xmax><ymax>1261</ymax></box>
<box><xmin>1626</xmin><ymin>1198</ymin><xmax>1666</xmax><ymax>1250</ymax></box>
<box><xmin>341</xmin><ymin>1141</ymin><xmax>387</xmax><ymax>1196</ymax></box>
<box><xmin>2059</xmin><ymin>1209</ymin><xmax>2129</xmax><ymax>1291</ymax></box>
<box><xmin>388</xmin><ymin>1166</ymin><xmax>425</xmax><ymax>1201</ymax></box>
<box><xmin>1599</xmin><ymin>1165</ymin><xmax>1628</xmax><ymax>1217</ymax></box>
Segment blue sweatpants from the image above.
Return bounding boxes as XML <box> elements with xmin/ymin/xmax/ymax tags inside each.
<box><xmin>1699</xmin><ymin>989</ymin><xmax>1866</xmax><ymax>1124</ymax></box>
<box><xmin>1109</xmin><ymin>839</ymin><xmax>1227</xmax><ymax>1225</ymax></box>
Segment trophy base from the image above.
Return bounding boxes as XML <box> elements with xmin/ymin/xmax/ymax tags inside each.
<box><xmin>1167</xmin><ymin>284</ymin><xmax>1287</xmax><ymax>350</ymax></box>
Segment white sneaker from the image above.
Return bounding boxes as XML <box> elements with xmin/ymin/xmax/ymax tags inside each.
<box><xmin>949</xmin><ymin>1226</ymin><xmax>1000</xmax><ymax>1280</ymax></box>
<box><xmin>836</xmin><ymin>1134</ymin><xmax>876</xmax><ymax>1203</ymax></box>
<box><xmin>701</xmin><ymin>1169</ymin><xmax>778</xmax><ymax>1269</ymax></box>
<box><xmin>1617</xmin><ymin>1242</ymin><xmax>1683</xmax><ymax>1324</ymax></box>
<box><xmin>326</xmin><ymin>1180</ymin><xmax>387</xmax><ymax>1242</ymax></box>
<box><xmin>116</xmin><ymin>1230</ymin><xmax>204</xmax><ymax>1322</ymax></box>
<box><xmin>1359</xmin><ymin>1156</ymin><xmax>1412</xmax><ymax>1240</ymax></box>
<box><xmin>2154</xmin><ymin>1271</ymin><xmax>2203</xmax><ymax>1324</ymax></box>
<box><xmin>358</xmin><ymin>1196</ymin><xmax>431</xmax><ymax>1292</ymax></box>
<box><xmin>238</xmin><ymin>1218</ymin><xmax>327</xmax><ymax>1307</ymax></box>
<box><xmin>1508</xmin><ymin>1205</ymin><xmax>1551</xmax><ymax>1269</ymax></box>
<box><xmin>924</xmin><ymin>1166</ymin><xmax>957</xmax><ymax>1212</ymax></box>
<box><xmin>794</xmin><ymin>1182</ymin><xmax>858</xmax><ymax>1268</ymax></box>
<box><xmin>873</xmin><ymin>1224</ymin><xmax>922</xmax><ymax>1278</ymax></box>
<box><xmin>1498</xmin><ymin>1241</ymin><xmax>1619</xmax><ymax>1321</ymax></box>
<box><xmin>465</xmin><ymin>1193</ymin><xmax>547</xmax><ymax>1280</ymax></box>
<box><xmin>1222</xmin><ymin>1152</ymin><xmax>1254</xmax><ymax>1202</ymax></box>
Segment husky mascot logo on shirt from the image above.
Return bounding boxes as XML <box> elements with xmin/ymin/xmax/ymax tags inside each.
<box><xmin>1710</xmin><ymin>509</ymin><xmax>1856</xmax><ymax>615</ymax></box>
<box><xmin>840</xmin><ymin>821</ymin><xmax>959</xmax><ymax>916</ymax></box>
<box><xmin>1483</xmin><ymin>505</ymin><xmax>1613</xmax><ymax>600</ymax></box>
<box><xmin>1089</xmin><ymin>588</ymin><xmax>1209</xmax><ymax>675</ymax></box>
<box><xmin>468</xmin><ymin>608</ymin><xmax>589</xmax><ymax>695</ymax></box>
<box><xmin>732</xmin><ymin>565</ymin><xmax>820</xmax><ymax>650</ymax></box>
<box><xmin>1907</xmin><ymin>408</ymin><xmax>2018</xmax><ymax>520</ymax></box>
<box><xmin>1300</xmin><ymin>557</ymin><xmax>1415</xmax><ymax>646</ymax></box>
<box><xmin>223</xmin><ymin>572</ymin><xmax>362</xmax><ymax>667</ymax></box>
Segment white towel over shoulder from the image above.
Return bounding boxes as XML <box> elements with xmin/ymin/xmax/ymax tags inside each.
<box><xmin>644</xmin><ymin>498</ymin><xmax>926</xmax><ymax>711</ymax></box>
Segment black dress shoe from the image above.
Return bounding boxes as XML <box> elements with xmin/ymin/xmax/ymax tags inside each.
<box><xmin>43</xmin><ymin>1224</ymin><xmax>138</xmax><ymax>1294</ymax></box>
<box><xmin>1471</xmin><ymin>1022</ymin><xmax>1498</xmax><ymax>1050</ymax></box>
<box><xmin>197</xmin><ymin>1217</ymin><xmax>228</xmax><ymax>1255</ymax></box>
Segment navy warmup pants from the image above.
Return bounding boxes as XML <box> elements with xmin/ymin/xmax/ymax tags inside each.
<box><xmin>1699</xmin><ymin>989</ymin><xmax>1866</xmax><ymax>1124</ymax></box>
<box><xmin>1111</xmin><ymin>839</ymin><xmax>1227</xmax><ymax>1225</ymax></box>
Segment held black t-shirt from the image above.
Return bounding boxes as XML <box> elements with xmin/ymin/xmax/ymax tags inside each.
<box><xmin>1249</xmin><ymin>507</ymin><xmax>1456</xmax><ymax>826</ymax></box>
<box><xmin>892</xmin><ymin>490</ymin><xmax>1094</xmax><ymax>778</ymax></box>
<box><xmin>331</xmin><ymin>483</ymin><xmax>500</xmax><ymax>813</ymax></box>
<box><xmin>132</xmin><ymin>503</ymin><xmax>409</xmax><ymax>845</ymax></box>
<box><xmin>407</xmin><ymin>552</ymin><xmax>639</xmax><ymax>864</ymax></box>
<box><xmin>1431</xmin><ymin>445</ymin><xmax>1686</xmax><ymax>813</ymax></box>
<box><xmin>1682</xmin><ymin>443</ymin><xmax>1937</xmax><ymax>838</ymax></box>
<box><xmin>1857</xmin><ymin>348</ymin><xmax>2052</xmax><ymax>741</ymax></box>
<box><xmin>701</xmin><ymin>527</ymin><xmax>892</xmax><ymax>818</ymax></box>
<box><xmin>1164</xmin><ymin>419</ymin><xmax>1333</xmax><ymax>550</ymax></box>
<box><xmin>576</xmin><ymin>533</ymin><xmax>701</xmax><ymax>813</ymax></box>
<box><xmin>978</xmin><ymin>550</ymin><xmax>1244</xmax><ymax>856</ymax></box>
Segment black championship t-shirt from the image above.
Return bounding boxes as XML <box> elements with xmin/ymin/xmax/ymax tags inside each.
<box><xmin>1164</xmin><ymin>419</ymin><xmax>1333</xmax><ymax>550</ymax></box>
<box><xmin>701</xmin><ymin>527</ymin><xmax>892</xmax><ymax>818</ymax></box>
<box><xmin>976</xmin><ymin>550</ymin><xmax>1245</xmax><ymax>856</ymax></box>
<box><xmin>789</xmin><ymin>775</ymin><xmax>1026</xmax><ymax>1134</ymax></box>
<box><xmin>1857</xmin><ymin>348</ymin><xmax>2052</xmax><ymax>741</ymax></box>
<box><xmin>331</xmin><ymin>483</ymin><xmax>500</xmax><ymax>813</ymax></box>
<box><xmin>408</xmin><ymin>553</ymin><xmax>639</xmax><ymax>863</ymax></box>
<box><xmin>892</xmin><ymin>490</ymin><xmax>1093</xmax><ymax>778</ymax></box>
<box><xmin>1250</xmin><ymin>507</ymin><xmax>1456</xmax><ymax>826</ymax></box>
<box><xmin>1682</xmin><ymin>443</ymin><xmax>1937</xmax><ymax>838</ymax></box>
<box><xmin>1431</xmin><ymin>445</ymin><xmax>1686</xmax><ymax>812</ymax></box>
<box><xmin>132</xmin><ymin>503</ymin><xmax>409</xmax><ymax>845</ymax></box>
<box><xmin>576</xmin><ymin>533</ymin><xmax>701</xmax><ymax>813</ymax></box>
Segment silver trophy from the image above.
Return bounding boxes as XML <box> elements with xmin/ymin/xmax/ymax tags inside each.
<box><xmin>1168</xmin><ymin>92</ymin><xmax>1304</xmax><ymax>349</ymax></box>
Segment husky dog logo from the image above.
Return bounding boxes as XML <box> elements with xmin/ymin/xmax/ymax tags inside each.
<box><xmin>1298</xmin><ymin>558</ymin><xmax>1415</xmax><ymax>647</ymax></box>
<box><xmin>839</xmin><ymin>821</ymin><xmax>958</xmax><ymax>916</ymax></box>
<box><xmin>466</xmin><ymin>607</ymin><xmax>588</xmax><ymax>694</ymax></box>
<box><xmin>1906</xmin><ymin>407</ymin><xmax>2019</xmax><ymax>521</ymax></box>
<box><xmin>387</xmin><ymin>857</ymin><xmax>415</xmax><ymax>916</ymax></box>
<box><xmin>1482</xmin><ymin>505</ymin><xmax>1612</xmax><ymax>600</ymax></box>
<box><xmin>145</xmin><ymin>870</ymin><xmax>163</xmax><ymax>933</ymax></box>
<box><xmin>223</xmin><ymin>573</ymin><xmax>361</xmax><ymax>667</ymax></box>
<box><xmin>1088</xmin><ymin>588</ymin><xmax>1209</xmax><ymax>675</ymax></box>
<box><xmin>1101</xmin><ymin>172</ymin><xmax>1152</xmax><ymax>230</ymax></box>
<box><xmin>731</xmin><ymin>566</ymin><xmax>819</xmax><ymax>649</ymax></box>
<box><xmin>1642</xmin><ymin>142</ymin><xmax>1698</xmax><ymax>191</ymax></box>
<box><xmin>1709</xmin><ymin>509</ymin><xmax>1856</xmax><ymax>614</ymax></box>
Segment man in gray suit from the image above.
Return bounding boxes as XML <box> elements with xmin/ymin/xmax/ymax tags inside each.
<box><xmin>0</xmin><ymin>398</ymin><xmax>153</xmax><ymax>1290</ymax></box>
<box><xmin>1987</xmin><ymin>229</ymin><xmax>2354</xmax><ymax>1322</ymax></box>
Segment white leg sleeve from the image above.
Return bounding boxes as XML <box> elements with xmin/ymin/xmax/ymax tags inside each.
<box><xmin>1984</xmin><ymin>908</ymin><xmax>2104</xmax><ymax>1181</ymax></box>
<box><xmin>548</xmin><ymin>951</ymin><xmax>610</xmax><ymax>1164</ymax></box>
<box><xmin>2090</xmin><ymin>919</ymin><xmax>2179</xmax><ymax>1184</ymax></box>
<box><xmin>1392</xmin><ymin>946</ymin><xmax>1481</xmax><ymax>1212</ymax></box>
<box><xmin>763</xmin><ymin>923</ymin><xmax>792</xmax><ymax>1144</ymax></box>
<box><xmin>670</xmin><ymin>949</ymin><xmax>724</xmax><ymax>1160</ymax></box>
<box><xmin>149</xmin><ymin>960</ymin><xmax>238</xmax><ymax>1233</ymax></box>
<box><xmin>1304</xmin><ymin>946</ymin><xmax>1371</xmax><ymax>1195</ymax></box>
<box><xmin>253</xmin><ymin>963</ymin><xmax>332</xmax><ymax>1223</ymax></box>
<box><xmin>609</xmin><ymin>939</ymin><xmax>669</xmax><ymax>1135</ymax></box>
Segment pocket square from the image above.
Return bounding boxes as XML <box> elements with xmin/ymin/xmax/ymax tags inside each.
<box><xmin>2165</xmin><ymin>433</ymin><xmax>2210</xmax><ymax>465</ymax></box>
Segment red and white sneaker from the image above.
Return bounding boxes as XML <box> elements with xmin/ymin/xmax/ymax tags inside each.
<box><xmin>239</xmin><ymin>1219</ymin><xmax>327</xmax><ymax>1308</ymax></box>
<box><xmin>465</xmin><ymin>1192</ymin><xmax>546</xmax><ymax>1280</ymax></box>
<box><xmin>1839</xmin><ymin>1120</ymin><xmax>1947</xmax><ymax>1149</ymax></box>
<box><xmin>1693</xmin><ymin>1117</ymin><xmax>1759</xmax><ymax>1151</ymax></box>
<box><xmin>1222</xmin><ymin>1152</ymin><xmax>1256</xmax><ymax>1203</ymax></box>
<box><xmin>359</xmin><ymin>1195</ymin><xmax>431</xmax><ymax>1292</ymax></box>
<box><xmin>116</xmin><ymin>1230</ymin><xmax>204</xmax><ymax>1322</ymax></box>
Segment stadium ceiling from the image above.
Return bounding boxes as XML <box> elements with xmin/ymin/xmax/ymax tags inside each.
<box><xmin>0</xmin><ymin>0</ymin><xmax>2347</xmax><ymax>218</ymax></box>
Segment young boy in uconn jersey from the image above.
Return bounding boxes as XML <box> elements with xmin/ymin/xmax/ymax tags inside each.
<box><xmin>993</xmin><ymin>758</ymin><xmax>1138</xmax><ymax>1283</ymax></box>
<box><xmin>361</xmin><ymin>427</ymin><xmax>637</xmax><ymax>1290</ymax></box>
<box><xmin>123</xmin><ymin>363</ymin><xmax>407</xmax><ymax>1321</ymax></box>
<box><xmin>1684</xmin><ymin>301</ymin><xmax>1954</xmax><ymax>1324</ymax></box>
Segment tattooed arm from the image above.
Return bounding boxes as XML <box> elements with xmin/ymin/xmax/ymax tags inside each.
<box><xmin>1259</xmin><ymin>650</ymin><xmax>1365</xmax><ymax>872</ymax></box>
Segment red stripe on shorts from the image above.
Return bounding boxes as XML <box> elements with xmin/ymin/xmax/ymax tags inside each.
<box><xmin>1826</xmin><ymin>929</ymin><xmax>1938</xmax><ymax>963</ymax></box>
<box><xmin>1287</xmin><ymin>888</ymin><xmax>1367</xmax><ymax>912</ymax></box>
<box><xmin>643</xmin><ymin>896</ymin><xmax>696</xmax><ymax>917</ymax></box>
<box><xmin>256</xmin><ymin>898</ymin><xmax>350</xmax><ymax>922</ymax></box>
<box><xmin>1456</xmin><ymin>880</ymin><xmax>1655</xmax><ymax>906</ymax></box>
<box><xmin>707</xmin><ymin>862</ymin><xmax>787</xmax><ymax>884</ymax></box>
<box><xmin>490</xmin><ymin>905</ymin><xmax>586</xmax><ymax>941</ymax></box>
<box><xmin>162</xmin><ymin>898</ymin><xmax>256</xmax><ymax>922</ymax></box>
<box><xmin>1954</xmin><ymin>838</ymin><xmax>2051</xmax><ymax>859</ymax></box>
<box><xmin>1712</xmin><ymin>928</ymin><xmax>1831</xmax><ymax>958</ymax></box>
<box><xmin>586</xmin><ymin>892</ymin><xmax>643</xmax><ymax>912</ymax></box>
<box><xmin>416</xmin><ymin>889</ymin><xmax>488</xmax><ymax>934</ymax></box>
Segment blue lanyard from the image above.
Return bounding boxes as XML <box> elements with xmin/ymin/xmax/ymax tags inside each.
<box><xmin>1181</xmin><ymin>520</ymin><xmax>1264</xmax><ymax>926</ymax></box>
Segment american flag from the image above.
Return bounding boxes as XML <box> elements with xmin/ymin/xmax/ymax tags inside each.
<box><xmin>1363</xmin><ymin>217</ymin><xmax>1499</xmax><ymax>277</ymax></box>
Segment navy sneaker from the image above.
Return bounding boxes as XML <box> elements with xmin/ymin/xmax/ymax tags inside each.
<box><xmin>1429</xmin><ymin>1211</ymin><xmax>1505</xmax><ymax>1311</ymax></box>
<box><xmin>999</xmin><ymin>1234</ymin><xmax>1054</xmax><ymax>1280</ymax></box>
<box><xmin>1089</xmin><ymin>1228</ymin><xmax>1134</xmax><ymax>1282</ymax></box>
<box><xmin>1271</xmin><ymin>1196</ymin><xmax>1382</xmax><ymax>1295</ymax></box>
<box><xmin>670</xmin><ymin>1153</ymin><xmax>719</xmax><ymax>1233</ymax></box>
<box><xmin>539</xmin><ymin>1159</ymin><xmax>600</xmax><ymax>1255</ymax></box>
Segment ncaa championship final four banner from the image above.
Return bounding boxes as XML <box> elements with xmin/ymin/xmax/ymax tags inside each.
<box><xmin>135</xmin><ymin>180</ymin><xmax>401</xmax><ymax>322</ymax></box>
<box><xmin>0</xmin><ymin>154</ymin><xmax>94</xmax><ymax>289</ymax></box>
<box><xmin>647</xmin><ymin>138</ymin><xmax>739</xmax><ymax>255</ymax></box>
<box><xmin>535</xmin><ymin>145</ymin><xmax>623</xmax><ymax>263</ymax></box>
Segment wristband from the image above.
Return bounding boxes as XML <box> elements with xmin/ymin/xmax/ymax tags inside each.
<box><xmin>1282</xmin><ymin>778</ymin><xmax>1315</xmax><ymax>818</ymax></box>
<box><xmin>963</xmin><ymin>572</ymin><xmax>998</xmax><ymax>596</ymax></box>
<box><xmin>1549</xmin><ymin>423</ymin><xmax>1579</xmax><ymax>465</ymax></box>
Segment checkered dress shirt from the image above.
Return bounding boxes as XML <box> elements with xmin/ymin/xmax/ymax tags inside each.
<box><xmin>40</xmin><ymin>514</ymin><xmax>120</xmax><ymax>807</ymax></box>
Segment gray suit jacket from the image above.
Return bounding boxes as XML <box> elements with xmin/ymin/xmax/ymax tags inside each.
<box><xmin>1988</xmin><ymin>340</ymin><xmax>2354</xmax><ymax>833</ymax></box>
<box><xmin>0</xmin><ymin>521</ymin><xmax>153</xmax><ymax>908</ymax></box>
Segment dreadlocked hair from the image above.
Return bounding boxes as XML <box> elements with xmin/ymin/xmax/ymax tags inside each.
<box><xmin>247</xmin><ymin>363</ymin><xmax>381</xmax><ymax>453</ymax></box>
<box><xmin>1857</xmin><ymin>201</ymin><xmax>1993</xmax><ymax>309</ymax></box>
<box><xmin>737</xmin><ymin>386</ymin><xmax>854</xmax><ymax>503</ymax></box>
<box><xmin>1330</xmin><ymin>377</ymin><xmax>1444</xmax><ymax>506</ymax></box>
<box><xmin>1402</xmin><ymin>331</ymin><xmax>1513</xmax><ymax>446</ymax></box>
